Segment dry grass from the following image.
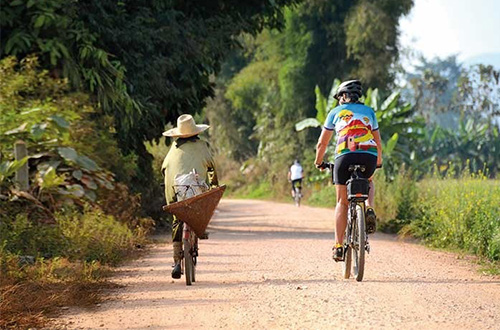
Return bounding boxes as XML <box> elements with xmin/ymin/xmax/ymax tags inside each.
<box><xmin>0</xmin><ymin>276</ymin><xmax>120</xmax><ymax>329</ymax></box>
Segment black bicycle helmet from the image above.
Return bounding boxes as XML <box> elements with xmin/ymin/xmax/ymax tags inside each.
<box><xmin>334</xmin><ymin>80</ymin><xmax>362</xmax><ymax>100</ymax></box>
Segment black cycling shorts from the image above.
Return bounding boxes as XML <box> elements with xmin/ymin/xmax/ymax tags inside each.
<box><xmin>291</xmin><ymin>179</ymin><xmax>302</xmax><ymax>190</ymax></box>
<box><xmin>333</xmin><ymin>153</ymin><xmax>377</xmax><ymax>185</ymax></box>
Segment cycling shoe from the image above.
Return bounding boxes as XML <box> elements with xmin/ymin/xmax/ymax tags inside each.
<box><xmin>365</xmin><ymin>207</ymin><xmax>377</xmax><ymax>234</ymax></box>
<box><xmin>332</xmin><ymin>244</ymin><xmax>344</xmax><ymax>262</ymax></box>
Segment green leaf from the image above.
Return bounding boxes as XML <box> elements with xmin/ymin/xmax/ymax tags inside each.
<box><xmin>27</xmin><ymin>0</ymin><xmax>36</xmax><ymax>8</ymax></box>
<box><xmin>326</xmin><ymin>79</ymin><xmax>341</xmax><ymax>111</ymax></box>
<box><xmin>384</xmin><ymin>133</ymin><xmax>399</xmax><ymax>155</ymax></box>
<box><xmin>370</xmin><ymin>89</ymin><xmax>379</xmax><ymax>111</ymax></box>
<box><xmin>49</xmin><ymin>115</ymin><xmax>70</xmax><ymax>129</ymax></box>
<box><xmin>364</xmin><ymin>88</ymin><xmax>373</xmax><ymax>107</ymax></box>
<box><xmin>381</xmin><ymin>92</ymin><xmax>400</xmax><ymax>111</ymax></box>
<box><xmin>65</xmin><ymin>184</ymin><xmax>85</xmax><ymax>198</ymax></box>
<box><xmin>34</xmin><ymin>15</ymin><xmax>45</xmax><ymax>28</ymax></box>
<box><xmin>314</xmin><ymin>85</ymin><xmax>327</xmax><ymax>123</ymax></box>
<box><xmin>58</xmin><ymin>147</ymin><xmax>78</xmax><ymax>162</ymax></box>
<box><xmin>85</xmin><ymin>190</ymin><xmax>97</xmax><ymax>202</ymax></box>
<box><xmin>0</xmin><ymin>157</ymin><xmax>28</xmax><ymax>184</ymax></box>
<box><xmin>72</xmin><ymin>170</ymin><xmax>83</xmax><ymax>180</ymax></box>
<box><xmin>295</xmin><ymin>118</ymin><xmax>322</xmax><ymax>132</ymax></box>
<box><xmin>39</xmin><ymin>167</ymin><xmax>65</xmax><ymax>190</ymax></box>
<box><xmin>31</xmin><ymin>123</ymin><xmax>48</xmax><ymax>139</ymax></box>
<box><xmin>76</xmin><ymin>155</ymin><xmax>99</xmax><ymax>171</ymax></box>
<box><xmin>10</xmin><ymin>0</ymin><xmax>23</xmax><ymax>6</ymax></box>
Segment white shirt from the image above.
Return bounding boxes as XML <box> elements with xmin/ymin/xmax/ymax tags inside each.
<box><xmin>290</xmin><ymin>164</ymin><xmax>303</xmax><ymax>181</ymax></box>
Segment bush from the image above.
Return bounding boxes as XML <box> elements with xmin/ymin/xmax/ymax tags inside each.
<box><xmin>57</xmin><ymin>207</ymin><xmax>135</xmax><ymax>264</ymax></box>
<box><xmin>307</xmin><ymin>184</ymin><xmax>336</xmax><ymax>207</ymax></box>
<box><xmin>406</xmin><ymin>178</ymin><xmax>500</xmax><ymax>261</ymax></box>
<box><xmin>0</xmin><ymin>206</ymin><xmax>136</xmax><ymax>265</ymax></box>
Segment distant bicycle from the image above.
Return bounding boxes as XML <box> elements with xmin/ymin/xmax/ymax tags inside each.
<box><xmin>292</xmin><ymin>181</ymin><xmax>302</xmax><ymax>207</ymax></box>
<box><xmin>319</xmin><ymin>162</ymin><xmax>380</xmax><ymax>281</ymax></box>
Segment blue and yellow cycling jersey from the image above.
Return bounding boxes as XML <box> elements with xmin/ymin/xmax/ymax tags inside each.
<box><xmin>323</xmin><ymin>103</ymin><xmax>379</xmax><ymax>159</ymax></box>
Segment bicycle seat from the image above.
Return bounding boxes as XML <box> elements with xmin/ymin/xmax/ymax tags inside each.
<box><xmin>348</xmin><ymin>164</ymin><xmax>366</xmax><ymax>172</ymax></box>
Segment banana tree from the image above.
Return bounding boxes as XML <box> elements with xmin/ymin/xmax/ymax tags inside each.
<box><xmin>295</xmin><ymin>79</ymin><xmax>341</xmax><ymax>131</ymax></box>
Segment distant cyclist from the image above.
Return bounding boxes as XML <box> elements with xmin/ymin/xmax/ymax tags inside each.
<box><xmin>314</xmin><ymin>80</ymin><xmax>382</xmax><ymax>261</ymax></box>
<box><xmin>288</xmin><ymin>159</ymin><xmax>304</xmax><ymax>199</ymax></box>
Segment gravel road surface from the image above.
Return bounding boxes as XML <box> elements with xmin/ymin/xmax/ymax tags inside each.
<box><xmin>59</xmin><ymin>199</ymin><xmax>500</xmax><ymax>330</ymax></box>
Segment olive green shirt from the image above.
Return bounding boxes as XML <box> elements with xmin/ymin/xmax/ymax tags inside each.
<box><xmin>161</xmin><ymin>138</ymin><xmax>218</xmax><ymax>204</ymax></box>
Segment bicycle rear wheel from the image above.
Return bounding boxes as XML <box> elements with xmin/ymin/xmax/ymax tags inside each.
<box><xmin>183</xmin><ymin>238</ymin><xmax>193</xmax><ymax>286</ymax></box>
<box><xmin>294</xmin><ymin>187</ymin><xmax>301</xmax><ymax>207</ymax></box>
<box><xmin>353</xmin><ymin>204</ymin><xmax>366</xmax><ymax>282</ymax></box>
<box><xmin>191</xmin><ymin>236</ymin><xmax>198</xmax><ymax>282</ymax></box>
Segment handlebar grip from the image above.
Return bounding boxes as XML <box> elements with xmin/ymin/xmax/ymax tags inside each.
<box><xmin>316</xmin><ymin>162</ymin><xmax>333</xmax><ymax>170</ymax></box>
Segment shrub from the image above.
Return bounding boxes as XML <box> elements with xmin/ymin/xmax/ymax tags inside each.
<box><xmin>406</xmin><ymin>178</ymin><xmax>500</xmax><ymax>261</ymax></box>
<box><xmin>57</xmin><ymin>207</ymin><xmax>135</xmax><ymax>264</ymax></box>
<box><xmin>0</xmin><ymin>206</ymin><xmax>136</xmax><ymax>265</ymax></box>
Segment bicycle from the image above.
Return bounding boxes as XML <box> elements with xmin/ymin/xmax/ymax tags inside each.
<box><xmin>319</xmin><ymin>162</ymin><xmax>380</xmax><ymax>282</ymax></box>
<box><xmin>163</xmin><ymin>183</ymin><xmax>227</xmax><ymax>286</ymax></box>
<box><xmin>292</xmin><ymin>181</ymin><xmax>302</xmax><ymax>207</ymax></box>
<box><xmin>182</xmin><ymin>222</ymin><xmax>198</xmax><ymax>285</ymax></box>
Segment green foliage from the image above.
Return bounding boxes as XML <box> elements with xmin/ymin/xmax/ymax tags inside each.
<box><xmin>0</xmin><ymin>157</ymin><xmax>28</xmax><ymax>186</ymax></box>
<box><xmin>295</xmin><ymin>81</ymin><xmax>340</xmax><ymax>131</ymax></box>
<box><xmin>307</xmin><ymin>168</ymin><xmax>500</xmax><ymax>262</ymax></box>
<box><xmin>0</xmin><ymin>57</ymin><xmax>121</xmax><ymax>213</ymax></box>
<box><xmin>1</xmin><ymin>0</ymin><xmax>302</xmax><ymax>218</ymax></box>
<box><xmin>405</xmin><ymin>177</ymin><xmax>500</xmax><ymax>261</ymax></box>
<box><xmin>57</xmin><ymin>207</ymin><xmax>135</xmax><ymax>264</ymax></box>
<box><xmin>306</xmin><ymin>184</ymin><xmax>336</xmax><ymax>208</ymax></box>
<box><xmin>0</xmin><ymin>206</ymin><xmax>135</xmax><ymax>265</ymax></box>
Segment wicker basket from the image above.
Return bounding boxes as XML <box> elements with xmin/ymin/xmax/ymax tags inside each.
<box><xmin>162</xmin><ymin>185</ymin><xmax>226</xmax><ymax>237</ymax></box>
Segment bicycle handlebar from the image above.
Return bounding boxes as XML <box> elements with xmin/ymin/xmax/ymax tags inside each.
<box><xmin>316</xmin><ymin>162</ymin><xmax>334</xmax><ymax>170</ymax></box>
<box><xmin>316</xmin><ymin>162</ymin><xmax>382</xmax><ymax>170</ymax></box>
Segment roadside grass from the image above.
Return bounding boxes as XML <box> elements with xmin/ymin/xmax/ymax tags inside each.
<box><xmin>0</xmin><ymin>207</ymin><xmax>150</xmax><ymax>328</ymax></box>
<box><xmin>302</xmin><ymin>170</ymin><xmax>500</xmax><ymax>271</ymax></box>
<box><xmin>0</xmin><ymin>257</ymin><xmax>118</xmax><ymax>329</ymax></box>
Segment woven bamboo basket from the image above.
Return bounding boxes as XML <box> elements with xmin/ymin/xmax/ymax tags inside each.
<box><xmin>162</xmin><ymin>185</ymin><xmax>226</xmax><ymax>237</ymax></box>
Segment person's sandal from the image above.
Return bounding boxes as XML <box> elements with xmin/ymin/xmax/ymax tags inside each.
<box><xmin>332</xmin><ymin>244</ymin><xmax>344</xmax><ymax>262</ymax></box>
<box><xmin>171</xmin><ymin>263</ymin><xmax>181</xmax><ymax>279</ymax></box>
<box><xmin>365</xmin><ymin>207</ymin><xmax>377</xmax><ymax>234</ymax></box>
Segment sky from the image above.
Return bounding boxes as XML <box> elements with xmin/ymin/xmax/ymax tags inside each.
<box><xmin>399</xmin><ymin>0</ymin><xmax>500</xmax><ymax>64</ymax></box>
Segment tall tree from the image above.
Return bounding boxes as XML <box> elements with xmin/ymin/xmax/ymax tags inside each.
<box><xmin>1</xmin><ymin>0</ymin><xmax>299</xmax><ymax>215</ymax></box>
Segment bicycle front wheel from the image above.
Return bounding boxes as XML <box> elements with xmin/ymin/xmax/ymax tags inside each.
<box><xmin>183</xmin><ymin>238</ymin><xmax>193</xmax><ymax>286</ymax></box>
<box><xmin>342</xmin><ymin>245</ymin><xmax>352</xmax><ymax>279</ymax></box>
<box><xmin>191</xmin><ymin>236</ymin><xmax>198</xmax><ymax>282</ymax></box>
<box><xmin>353</xmin><ymin>204</ymin><xmax>366</xmax><ymax>282</ymax></box>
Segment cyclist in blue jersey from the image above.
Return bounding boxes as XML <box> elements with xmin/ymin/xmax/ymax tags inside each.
<box><xmin>314</xmin><ymin>80</ymin><xmax>383</xmax><ymax>261</ymax></box>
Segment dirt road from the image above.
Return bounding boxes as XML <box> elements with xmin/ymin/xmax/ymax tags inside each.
<box><xmin>59</xmin><ymin>199</ymin><xmax>500</xmax><ymax>330</ymax></box>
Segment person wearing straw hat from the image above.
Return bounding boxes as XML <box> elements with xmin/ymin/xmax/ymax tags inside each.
<box><xmin>161</xmin><ymin>114</ymin><xmax>218</xmax><ymax>279</ymax></box>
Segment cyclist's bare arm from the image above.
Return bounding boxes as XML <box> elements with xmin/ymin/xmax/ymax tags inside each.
<box><xmin>315</xmin><ymin>129</ymin><xmax>334</xmax><ymax>167</ymax></box>
<box><xmin>373</xmin><ymin>130</ymin><xmax>383</xmax><ymax>167</ymax></box>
